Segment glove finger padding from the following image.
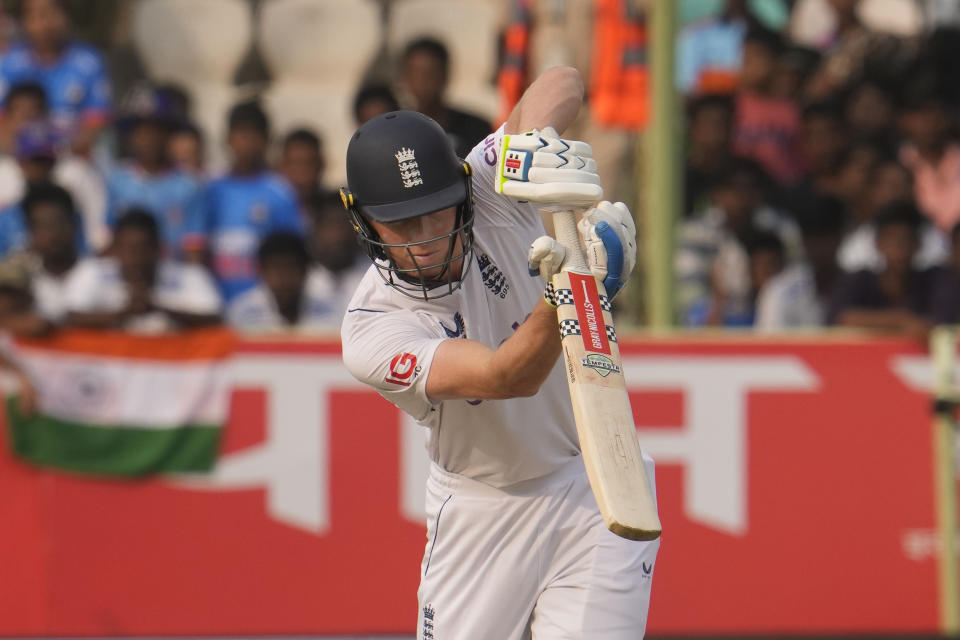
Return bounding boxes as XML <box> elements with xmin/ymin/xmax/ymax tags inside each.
<box><xmin>577</xmin><ymin>201</ymin><xmax>637</xmax><ymax>298</ymax></box>
<box><xmin>496</xmin><ymin>126</ymin><xmax>603</xmax><ymax>207</ymax></box>
<box><xmin>527</xmin><ymin>235</ymin><xmax>566</xmax><ymax>281</ymax></box>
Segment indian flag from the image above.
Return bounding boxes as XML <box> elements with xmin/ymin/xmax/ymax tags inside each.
<box><xmin>4</xmin><ymin>328</ymin><xmax>236</xmax><ymax>476</ymax></box>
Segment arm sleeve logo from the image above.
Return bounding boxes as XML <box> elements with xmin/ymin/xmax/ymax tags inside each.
<box><xmin>385</xmin><ymin>352</ymin><xmax>419</xmax><ymax>387</ymax></box>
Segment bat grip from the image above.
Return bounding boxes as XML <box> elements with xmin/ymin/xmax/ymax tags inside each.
<box><xmin>549</xmin><ymin>208</ymin><xmax>589</xmax><ymax>274</ymax></box>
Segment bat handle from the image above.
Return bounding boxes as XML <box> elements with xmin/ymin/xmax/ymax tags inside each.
<box><xmin>548</xmin><ymin>207</ymin><xmax>589</xmax><ymax>274</ymax></box>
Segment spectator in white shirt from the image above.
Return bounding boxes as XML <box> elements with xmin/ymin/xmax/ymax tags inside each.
<box><xmin>307</xmin><ymin>193</ymin><xmax>369</xmax><ymax>321</ymax></box>
<box><xmin>64</xmin><ymin>209</ymin><xmax>221</xmax><ymax>333</ymax></box>
<box><xmin>0</xmin><ymin>183</ymin><xmax>81</xmax><ymax>335</ymax></box>
<box><xmin>756</xmin><ymin>195</ymin><xmax>846</xmax><ymax>330</ymax></box>
<box><xmin>227</xmin><ymin>231</ymin><xmax>341</xmax><ymax>332</ymax></box>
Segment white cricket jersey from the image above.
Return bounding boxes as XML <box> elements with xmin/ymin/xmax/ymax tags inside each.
<box><xmin>341</xmin><ymin>126</ymin><xmax>579</xmax><ymax>488</ymax></box>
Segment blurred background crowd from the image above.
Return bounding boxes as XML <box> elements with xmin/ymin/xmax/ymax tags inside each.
<box><xmin>0</xmin><ymin>0</ymin><xmax>957</xmax><ymax>339</ymax></box>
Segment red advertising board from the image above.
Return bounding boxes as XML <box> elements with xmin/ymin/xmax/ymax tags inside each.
<box><xmin>0</xmin><ymin>336</ymin><xmax>948</xmax><ymax>635</ymax></box>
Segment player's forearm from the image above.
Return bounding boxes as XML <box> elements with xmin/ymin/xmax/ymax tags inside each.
<box><xmin>486</xmin><ymin>298</ymin><xmax>561</xmax><ymax>397</ymax></box>
<box><xmin>505</xmin><ymin>66</ymin><xmax>584</xmax><ymax>136</ymax></box>
<box><xmin>426</xmin><ymin>298</ymin><xmax>561</xmax><ymax>401</ymax></box>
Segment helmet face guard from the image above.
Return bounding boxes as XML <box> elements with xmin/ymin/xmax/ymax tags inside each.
<box><xmin>340</xmin><ymin>110</ymin><xmax>478</xmax><ymax>301</ymax></box>
<box><xmin>341</xmin><ymin>164</ymin><xmax>475</xmax><ymax>301</ymax></box>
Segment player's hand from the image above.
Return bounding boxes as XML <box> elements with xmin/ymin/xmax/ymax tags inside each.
<box><xmin>527</xmin><ymin>235</ymin><xmax>566</xmax><ymax>281</ymax></box>
<box><xmin>577</xmin><ymin>201</ymin><xmax>637</xmax><ymax>298</ymax></box>
<box><xmin>495</xmin><ymin>127</ymin><xmax>603</xmax><ymax>207</ymax></box>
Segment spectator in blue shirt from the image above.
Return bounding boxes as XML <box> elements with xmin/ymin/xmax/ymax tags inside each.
<box><xmin>0</xmin><ymin>81</ymin><xmax>45</xmax><ymax>155</ymax></box>
<box><xmin>106</xmin><ymin>85</ymin><xmax>204</xmax><ymax>260</ymax></box>
<box><xmin>0</xmin><ymin>0</ymin><xmax>111</xmax><ymax>152</ymax></box>
<box><xmin>279</xmin><ymin>127</ymin><xmax>334</xmax><ymax>222</ymax></box>
<box><xmin>199</xmin><ymin>101</ymin><xmax>302</xmax><ymax>301</ymax></box>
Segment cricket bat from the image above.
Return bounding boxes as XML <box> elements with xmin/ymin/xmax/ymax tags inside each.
<box><xmin>550</xmin><ymin>208</ymin><xmax>662</xmax><ymax>541</ymax></box>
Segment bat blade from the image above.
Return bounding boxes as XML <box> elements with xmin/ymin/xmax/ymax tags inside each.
<box><xmin>553</xmin><ymin>269</ymin><xmax>661</xmax><ymax>541</ymax></box>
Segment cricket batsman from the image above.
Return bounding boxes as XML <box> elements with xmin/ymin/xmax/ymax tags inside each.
<box><xmin>340</xmin><ymin>66</ymin><xmax>660</xmax><ymax>638</ymax></box>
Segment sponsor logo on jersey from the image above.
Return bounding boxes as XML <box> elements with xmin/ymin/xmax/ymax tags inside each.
<box><xmin>422</xmin><ymin>604</ymin><xmax>435</xmax><ymax>639</ymax></box>
<box><xmin>385</xmin><ymin>352</ymin><xmax>418</xmax><ymax>387</ymax></box>
<box><xmin>476</xmin><ymin>252</ymin><xmax>509</xmax><ymax>298</ymax></box>
<box><xmin>581</xmin><ymin>354</ymin><xmax>621</xmax><ymax>377</ymax></box>
<box><xmin>439</xmin><ymin>312</ymin><xmax>466</xmax><ymax>339</ymax></box>
<box><xmin>395</xmin><ymin>147</ymin><xmax>423</xmax><ymax>189</ymax></box>
<box><xmin>569</xmin><ymin>273</ymin><xmax>610</xmax><ymax>355</ymax></box>
<box><xmin>483</xmin><ymin>134</ymin><xmax>497</xmax><ymax>166</ymax></box>
<box><xmin>642</xmin><ymin>561</ymin><xmax>654</xmax><ymax>580</ymax></box>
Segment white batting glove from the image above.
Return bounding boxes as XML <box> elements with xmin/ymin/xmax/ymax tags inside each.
<box><xmin>527</xmin><ymin>235</ymin><xmax>566</xmax><ymax>281</ymax></box>
<box><xmin>577</xmin><ymin>201</ymin><xmax>637</xmax><ymax>298</ymax></box>
<box><xmin>495</xmin><ymin>127</ymin><xmax>603</xmax><ymax>207</ymax></box>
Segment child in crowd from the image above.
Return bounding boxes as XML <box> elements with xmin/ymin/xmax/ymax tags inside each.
<box><xmin>107</xmin><ymin>85</ymin><xmax>204</xmax><ymax>260</ymax></box>
<box><xmin>278</xmin><ymin>127</ymin><xmax>331</xmax><ymax>220</ymax></box>
<box><xmin>0</xmin><ymin>121</ymin><xmax>89</xmax><ymax>258</ymax></box>
<box><xmin>676</xmin><ymin>157</ymin><xmax>801</xmax><ymax>326</ymax></box>
<box><xmin>828</xmin><ymin>202</ymin><xmax>952</xmax><ymax>338</ymax></box>
<box><xmin>198</xmin><ymin>101</ymin><xmax>302</xmax><ymax>301</ymax></box>
<box><xmin>0</xmin><ymin>82</ymin><xmax>44</xmax><ymax>157</ymax></box>
<box><xmin>775</xmin><ymin>100</ymin><xmax>849</xmax><ymax>214</ymax></box>
<box><xmin>167</xmin><ymin>123</ymin><xmax>205</xmax><ymax>176</ymax></box>
<box><xmin>732</xmin><ymin>26</ymin><xmax>802</xmax><ymax>186</ymax></box>
<box><xmin>64</xmin><ymin>210</ymin><xmax>221</xmax><ymax>333</ymax></box>
<box><xmin>0</xmin><ymin>182</ymin><xmax>79</xmax><ymax>333</ymax></box>
<box><xmin>755</xmin><ymin>196</ymin><xmax>845</xmax><ymax>330</ymax></box>
<box><xmin>306</xmin><ymin>193</ymin><xmax>368</xmax><ymax>320</ymax></box>
<box><xmin>838</xmin><ymin>158</ymin><xmax>948</xmax><ymax>272</ymax></box>
<box><xmin>227</xmin><ymin>231</ymin><xmax>340</xmax><ymax>331</ymax></box>
<box><xmin>0</xmin><ymin>84</ymin><xmax>105</xmax><ymax>246</ymax></box>
<box><xmin>684</xmin><ymin>94</ymin><xmax>734</xmax><ymax>217</ymax></box>
<box><xmin>843</xmin><ymin>76</ymin><xmax>897</xmax><ymax>149</ymax></box>
<box><xmin>0</xmin><ymin>0</ymin><xmax>111</xmax><ymax>152</ymax></box>
<box><xmin>352</xmin><ymin>85</ymin><xmax>400</xmax><ymax>126</ymax></box>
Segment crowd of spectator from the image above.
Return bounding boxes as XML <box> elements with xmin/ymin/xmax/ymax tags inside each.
<box><xmin>0</xmin><ymin>0</ymin><xmax>495</xmax><ymax>338</ymax></box>
<box><xmin>676</xmin><ymin>0</ymin><xmax>960</xmax><ymax>338</ymax></box>
<box><xmin>0</xmin><ymin>0</ymin><xmax>956</xmax><ymax>341</ymax></box>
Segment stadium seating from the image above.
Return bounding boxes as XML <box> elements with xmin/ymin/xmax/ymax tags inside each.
<box><xmin>258</xmin><ymin>0</ymin><xmax>382</xmax><ymax>185</ymax></box>
<box><xmin>387</xmin><ymin>0</ymin><xmax>500</xmax><ymax>122</ymax></box>
<box><xmin>133</xmin><ymin>0</ymin><xmax>253</xmax><ymax>171</ymax></box>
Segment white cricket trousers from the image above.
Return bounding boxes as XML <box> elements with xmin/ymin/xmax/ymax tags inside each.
<box><xmin>416</xmin><ymin>454</ymin><xmax>660</xmax><ymax>639</ymax></box>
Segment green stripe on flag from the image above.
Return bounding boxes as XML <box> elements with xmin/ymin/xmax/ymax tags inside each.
<box><xmin>5</xmin><ymin>396</ymin><xmax>221</xmax><ymax>476</ymax></box>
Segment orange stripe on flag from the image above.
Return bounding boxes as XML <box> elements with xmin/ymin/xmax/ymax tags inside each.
<box><xmin>14</xmin><ymin>328</ymin><xmax>237</xmax><ymax>361</ymax></box>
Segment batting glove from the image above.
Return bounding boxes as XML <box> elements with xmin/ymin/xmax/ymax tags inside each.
<box><xmin>577</xmin><ymin>201</ymin><xmax>637</xmax><ymax>299</ymax></box>
<box><xmin>495</xmin><ymin>127</ymin><xmax>603</xmax><ymax>207</ymax></box>
<box><xmin>528</xmin><ymin>235</ymin><xmax>566</xmax><ymax>281</ymax></box>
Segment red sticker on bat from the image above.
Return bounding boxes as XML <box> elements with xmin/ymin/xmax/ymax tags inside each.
<box><xmin>569</xmin><ymin>273</ymin><xmax>610</xmax><ymax>355</ymax></box>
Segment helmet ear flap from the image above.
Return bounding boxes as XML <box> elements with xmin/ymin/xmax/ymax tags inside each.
<box><xmin>339</xmin><ymin>187</ymin><xmax>387</xmax><ymax>261</ymax></box>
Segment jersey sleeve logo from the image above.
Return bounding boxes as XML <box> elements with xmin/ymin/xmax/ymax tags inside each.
<box><xmin>385</xmin><ymin>352</ymin><xmax>419</xmax><ymax>387</ymax></box>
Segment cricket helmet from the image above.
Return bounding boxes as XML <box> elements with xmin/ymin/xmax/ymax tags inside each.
<box><xmin>340</xmin><ymin>110</ymin><xmax>475</xmax><ymax>300</ymax></box>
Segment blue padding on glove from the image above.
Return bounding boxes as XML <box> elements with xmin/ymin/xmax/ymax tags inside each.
<box><xmin>595</xmin><ymin>220</ymin><xmax>624</xmax><ymax>297</ymax></box>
